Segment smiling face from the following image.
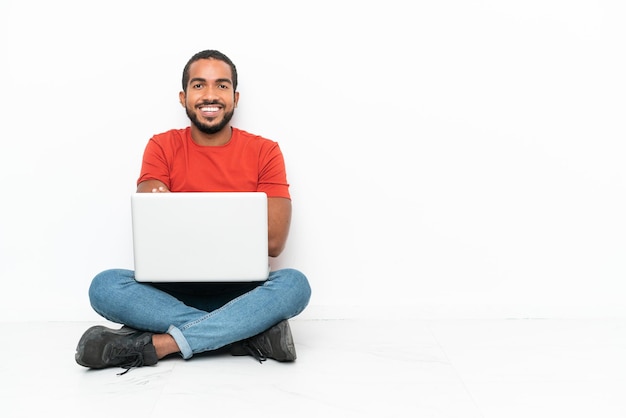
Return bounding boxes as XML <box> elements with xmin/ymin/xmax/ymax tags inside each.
<box><xmin>179</xmin><ymin>58</ymin><xmax>240</xmax><ymax>139</ymax></box>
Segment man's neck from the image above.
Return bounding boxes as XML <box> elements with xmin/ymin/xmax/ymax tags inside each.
<box><xmin>190</xmin><ymin>125</ymin><xmax>232</xmax><ymax>146</ymax></box>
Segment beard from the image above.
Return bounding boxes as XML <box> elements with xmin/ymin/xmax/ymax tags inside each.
<box><xmin>186</xmin><ymin>104</ymin><xmax>235</xmax><ymax>135</ymax></box>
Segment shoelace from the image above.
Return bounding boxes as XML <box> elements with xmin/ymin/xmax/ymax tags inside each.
<box><xmin>241</xmin><ymin>341</ymin><xmax>267</xmax><ymax>364</ymax></box>
<box><xmin>110</xmin><ymin>347</ymin><xmax>146</xmax><ymax>375</ymax></box>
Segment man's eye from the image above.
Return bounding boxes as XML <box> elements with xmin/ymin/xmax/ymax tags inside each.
<box><xmin>218</xmin><ymin>84</ymin><xmax>229</xmax><ymax>89</ymax></box>
<box><xmin>193</xmin><ymin>83</ymin><xmax>203</xmax><ymax>89</ymax></box>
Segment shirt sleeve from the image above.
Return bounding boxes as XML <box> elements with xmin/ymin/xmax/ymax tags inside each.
<box><xmin>258</xmin><ymin>142</ymin><xmax>291</xmax><ymax>199</ymax></box>
<box><xmin>137</xmin><ymin>137</ymin><xmax>171</xmax><ymax>188</ymax></box>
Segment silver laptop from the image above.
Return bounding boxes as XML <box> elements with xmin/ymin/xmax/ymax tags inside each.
<box><xmin>131</xmin><ymin>192</ymin><xmax>270</xmax><ymax>282</ymax></box>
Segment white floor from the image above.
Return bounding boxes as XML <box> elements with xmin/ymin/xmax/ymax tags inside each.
<box><xmin>3</xmin><ymin>318</ymin><xmax>625</xmax><ymax>417</ymax></box>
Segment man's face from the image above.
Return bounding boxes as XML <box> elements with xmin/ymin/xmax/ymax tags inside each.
<box><xmin>180</xmin><ymin>58</ymin><xmax>239</xmax><ymax>135</ymax></box>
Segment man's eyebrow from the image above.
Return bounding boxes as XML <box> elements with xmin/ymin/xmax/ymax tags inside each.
<box><xmin>189</xmin><ymin>77</ymin><xmax>232</xmax><ymax>85</ymax></box>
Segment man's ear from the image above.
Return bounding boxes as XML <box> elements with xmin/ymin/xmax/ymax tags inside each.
<box><xmin>179</xmin><ymin>91</ymin><xmax>186</xmax><ymax>108</ymax></box>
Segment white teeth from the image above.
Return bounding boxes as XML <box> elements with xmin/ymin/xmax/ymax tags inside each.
<box><xmin>201</xmin><ymin>106</ymin><xmax>219</xmax><ymax>112</ymax></box>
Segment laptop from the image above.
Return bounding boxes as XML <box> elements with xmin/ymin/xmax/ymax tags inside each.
<box><xmin>131</xmin><ymin>192</ymin><xmax>270</xmax><ymax>282</ymax></box>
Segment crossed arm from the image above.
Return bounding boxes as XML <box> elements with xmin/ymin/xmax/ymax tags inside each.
<box><xmin>137</xmin><ymin>180</ymin><xmax>292</xmax><ymax>257</ymax></box>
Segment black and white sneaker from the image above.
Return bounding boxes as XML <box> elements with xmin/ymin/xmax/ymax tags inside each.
<box><xmin>75</xmin><ymin>325</ymin><xmax>158</xmax><ymax>374</ymax></box>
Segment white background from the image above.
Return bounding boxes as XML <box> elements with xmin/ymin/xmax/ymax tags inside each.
<box><xmin>0</xmin><ymin>0</ymin><xmax>624</xmax><ymax>321</ymax></box>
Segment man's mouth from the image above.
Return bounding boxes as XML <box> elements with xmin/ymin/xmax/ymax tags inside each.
<box><xmin>198</xmin><ymin>104</ymin><xmax>221</xmax><ymax>117</ymax></box>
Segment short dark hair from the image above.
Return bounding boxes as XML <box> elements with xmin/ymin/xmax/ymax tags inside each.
<box><xmin>182</xmin><ymin>49</ymin><xmax>238</xmax><ymax>92</ymax></box>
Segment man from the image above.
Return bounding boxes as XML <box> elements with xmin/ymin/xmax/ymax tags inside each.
<box><xmin>75</xmin><ymin>50</ymin><xmax>311</xmax><ymax>373</ymax></box>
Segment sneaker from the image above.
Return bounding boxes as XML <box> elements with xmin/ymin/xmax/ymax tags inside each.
<box><xmin>230</xmin><ymin>320</ymin><xmax>297</xmax><ymax>363</ymax></box>
<box><xmin>75</xmin><ymin>325</ymin><xmax>158</xmax><ymax>374</ymax></box>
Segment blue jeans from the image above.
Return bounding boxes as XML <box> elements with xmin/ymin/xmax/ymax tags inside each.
<box><xmin>88</xmin><ymin>268</ymin><xmax>311</xmax><ymax>359</ymax></box>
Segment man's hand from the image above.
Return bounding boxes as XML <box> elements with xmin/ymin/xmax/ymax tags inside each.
<box><xmin>137</xmin><ymin>180</ymin><xmax>170</xmax><ymax>193</ymax></box>
<box><xmin>151</xmin><ymin>186</ymin><xmax>170</xmax><ymax>193</ymax></box>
